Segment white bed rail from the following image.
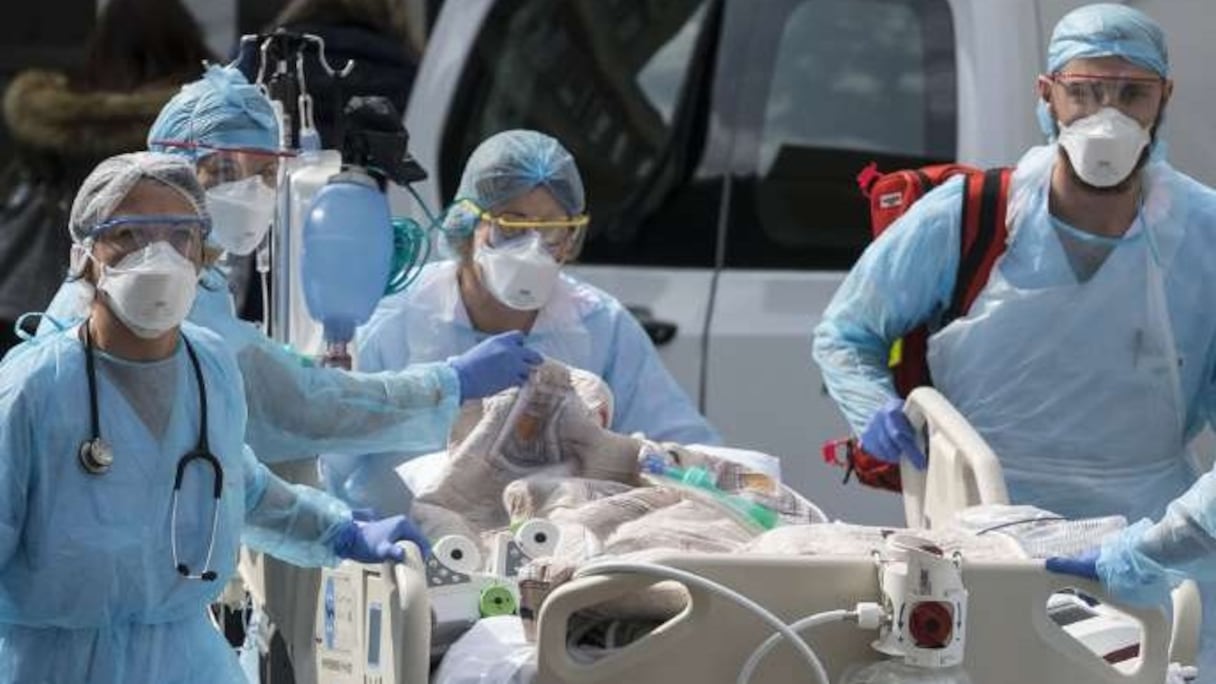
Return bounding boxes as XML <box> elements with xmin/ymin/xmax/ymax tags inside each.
<box><xmin>898</xmin><ymin>387</ymin><xmax>1198</xmax><ymax>667</ymax></box>
<box><xmin>533</xmin><ymin>553</ymin><xmax>1172</xmax><ymax>684</ymax></box>
<box><xmin>900</xmin><ymin>387</ymin><xmax>1009</xmax><ymax>529</ymax></box>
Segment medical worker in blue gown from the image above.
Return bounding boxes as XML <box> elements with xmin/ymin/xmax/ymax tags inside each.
<box><xmin>36</xmin><ymin>65</ymin><xmax>541</xmax><ymax>464</ymax></box>
<box><xmin>330</xmin><ymin>129</ymin><xmax>721</xmax><ymax>513</ymax></box>
<box><xmin>0</xmin><ymin>152</ymin><xmax>430</xmax><ymax>683</ymax></box>
<box><xmin>810</xmin><ymin>2</ymin><xmax>1216</xmax><ymax>674</ymax></box>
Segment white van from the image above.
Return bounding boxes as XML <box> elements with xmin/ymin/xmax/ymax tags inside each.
<box><xmin>400</xmin><ymin>0</ymin><xmax>1216</xmax><ymax>524</ymax></box>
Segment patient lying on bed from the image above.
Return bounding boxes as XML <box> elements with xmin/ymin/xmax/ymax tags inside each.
<box><xmin>407</xmin><ymin>361</ymin><xmax>1139</xmax><ymax>683</ymax></box>
<box><xmin>403</xmin><ymin>361</ymin><xmax>1024</xmax><ymax>626</ymax></box>
<box><xmin>408</xmin><ymin>360</ymin><xmax>821</xmax><ymax>581</ymax></box>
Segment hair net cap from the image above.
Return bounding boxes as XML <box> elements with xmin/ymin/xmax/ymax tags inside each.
<box><xmin>455</xmin><ymin>129</ymin><xmax>585</xmax><ymax>218</ymax></box>
<box><xmin>1047</xmin><ymin>4</ymin><xmax>1169</xmax><ymax>76</ymax></box>
<box><xmin>147</xmin><ymin>64</ymin><xmax>279</xmax><ymax>155</ymax></box>
<box><xmin>69</xmin><ymin>152</ymin><xmax>208</xmax><ymax>243</ymax></box>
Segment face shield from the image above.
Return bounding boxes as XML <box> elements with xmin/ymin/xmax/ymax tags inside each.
<box><xmin>151</xmin><ymin>140</ymin><xmax>292</xmax><ymax>190</ymax></box>
<box><xmin>151</xmin><ymin>140</ymin><xmax>290</xmax><ymax>255</ymax></box>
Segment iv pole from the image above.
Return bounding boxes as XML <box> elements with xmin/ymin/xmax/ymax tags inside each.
<box><xmin>238</xmin><ymin>31</ymin><xmax>353</xmax><ymax>345</ymax></box>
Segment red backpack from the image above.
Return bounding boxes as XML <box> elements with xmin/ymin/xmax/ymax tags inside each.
<box><xmin>822</xmin><ymin>162</ymin><xmax>1013</xmax><ymax>491</ymax></box>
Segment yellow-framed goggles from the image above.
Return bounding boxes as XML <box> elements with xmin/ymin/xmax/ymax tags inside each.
<box><xmin>457</xmin><ymin>199</ymin><xmax>590</xmax><ymax>254</ymax></box>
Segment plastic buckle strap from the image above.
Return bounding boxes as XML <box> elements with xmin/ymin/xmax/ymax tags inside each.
<box><xmin>842</xmin><ymin>461</ymin><xmax>855</xmax><ymax>485</ymax></box>
<box><xmin>821</xmin><ymin>438</ymin><xmax>849</xmax><ymax>466</ymax></box>
<box><xmin>821</xmin><ymin>438</ymin><xmax>858</xmax><ymax>484</ymax></box>
<box><xmin>856</xmin><ymin>161</ymin><xmax>881</xmax><ymax>198</ymax></box>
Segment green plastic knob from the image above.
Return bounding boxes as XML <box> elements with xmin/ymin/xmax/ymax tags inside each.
<box><xmin>479</xmin><ymin>585</ymin><xmax>517</xmax><ymax>617</ymax></box>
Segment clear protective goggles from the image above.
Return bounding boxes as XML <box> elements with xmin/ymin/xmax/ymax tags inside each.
<box><xmin>86</xmin><ymin>214</ymin><xmax>210</xmax><ymax>261</ymax></box>
<box><xmin>1049</xmin><ymin>73</ymin><xmax>1165</xmax><ymax>121</ymax></box>
<box><xmin>151</xmin><ymin>140</ymin><xmax>294</xmax><ymax>189</ymax></box>
<box><xmin>456</xmin><ymin>199</ymin><xmax>589</xmax><ymax>256</ymax></box>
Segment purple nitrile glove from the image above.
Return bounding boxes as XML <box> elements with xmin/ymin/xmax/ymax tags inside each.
<box><xmin>449</xmin><ymin>331</ymin><xmax>543</xmax><ymax>401</ymax></box>
<box><xmin>860</xmin><ymin>398</ymin><xmax>927</xmax><ymax>469</ymax></box>
<box><xmin>333</xmin><ymin>514</ymin><xmax>432</xmax><ymax>563</ymax></box>
<box><xmin>1045</xmin><ymin>548</ymin><xmax>1099</xmax><ymax>581</ymax></box>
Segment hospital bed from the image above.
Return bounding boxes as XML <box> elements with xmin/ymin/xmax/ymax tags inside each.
<box><xmin>312</xmin><ymin>387</ymin><xmax>1189</xmax><ymax>683</ymax></box>
<box><xmin>897</xmin><ymin>387</ymin><xmax>1201</xmax><ymax>668</ymax></box>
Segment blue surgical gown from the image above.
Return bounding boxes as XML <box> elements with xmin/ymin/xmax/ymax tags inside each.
<box><xmin>37</xmin><ymin>267</ymin><xmax>460</xmax><ymax>463</ymax></box>
<box><xmin>813</xmin><ymin>145</ymin><xmax>1216</xmax><ymax>523</ymax></box>
<box><xmin>0</xmin><ymin>322</ymin><xmax>352</xmax><ymax>683</ymax></box>
<box><xmin>325</xmin><ymin>259</ymin><xmax>720</xmax><ymax>511</ymax></box>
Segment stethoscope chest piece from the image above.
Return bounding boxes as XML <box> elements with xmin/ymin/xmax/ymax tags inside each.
<box><xmin>78</xmin><ymin>437</ymin><xmax>113</xmax><ymax>475</ymax></box>
<box><xmin>79</xmin><ymin>321</ymin><xmax>114</xmax><ymax>477</ymax></box>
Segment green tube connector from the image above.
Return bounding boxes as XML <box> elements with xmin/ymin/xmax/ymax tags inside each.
<box><xmin>642</xmin><ymin>456</ymin><xmax>778</xmax><ymax>531</ymax></box>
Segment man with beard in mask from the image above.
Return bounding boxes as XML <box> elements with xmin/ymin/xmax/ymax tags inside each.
<box><xmin>817</xmin><ymin>4</ymin><xmax>1216</xmax><ymax>673</ymax></box>
<box><xmin>814</xmin><ymin>4</ymin><xmax>1216</xmax><ymax>526</ymax></box>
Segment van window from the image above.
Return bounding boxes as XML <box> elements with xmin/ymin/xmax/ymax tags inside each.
<box><xmin>725</xmin><ymin>0</ymin><xmax>957</xmax><ymax>270</ymax></box>
<box><xmin>439</xmin><ymin>0</ymin><xmax>719</xmax><ymax>267</ymax></box>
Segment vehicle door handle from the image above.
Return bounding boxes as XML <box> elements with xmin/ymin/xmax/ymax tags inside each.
<box><xmin>627</xmin><ymin>306</ymin><xmax>678</xmax><ymax>347</ymax></box>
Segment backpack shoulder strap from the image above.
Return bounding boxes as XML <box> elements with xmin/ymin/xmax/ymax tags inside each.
<box><xmin>945</xmin><ymin>167</ymin><xmax>1012</xmax><ymax>322</ymax></box>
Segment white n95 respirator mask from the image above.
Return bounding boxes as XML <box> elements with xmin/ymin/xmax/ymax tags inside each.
<box><xmin>1057</xmin><ymin>107</ymin><xmax>1150</xmax><ymax>188</ymax></box>
<box><xmin>205</xmin><ymin>176</ymin><xmax>276</xmax><ymax>255</ymax></box>
<box><xmin>97</xmin><ymin>241</ymin><xmax>199</xmax><ymax>338</ymax></box>
<box><xmin>474</xmin><ymin>234</ymin><xmax>561</xmax><ymax>311</ymax></box>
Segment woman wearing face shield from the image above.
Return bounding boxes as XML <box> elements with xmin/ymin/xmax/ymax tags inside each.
<box><xmin>37</xmin><ymin>65</ymin><xmax>540</xmax><ymax>466</ymax></box>
<box><xmin>337</xmin><ymin>129</ymin><xmax>720</xmax><ymax>514</ymax></box>
<box><xmin>0</xmin><ymin>152</ymin><xmax>432</xmax><ymax>683</ymax></box>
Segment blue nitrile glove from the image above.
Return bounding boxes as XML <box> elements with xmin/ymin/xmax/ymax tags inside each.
<box><xmin>448</xmin><ymin>330</ymin><xmax>543</xmax><ymax>401</ymax></box>
<box><xmin>333</xmin><ymin>515</ymin><xmax>432</xmax><ymax>563</ymax></box>
<box><xmin>1045</xmin><ymin>548</ymin><xmax>1100</xmax><ymax>580</ymax></box>
<box><xmin>860</xmin><ymin>398</ymin><xmax>927</xmax><ymax>469</ymax></box>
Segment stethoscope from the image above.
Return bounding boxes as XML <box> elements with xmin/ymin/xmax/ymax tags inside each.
<box><xmin>78</xmin><ymin>320</ymin><xmax>224</xmax><ymax>582</ymax></box>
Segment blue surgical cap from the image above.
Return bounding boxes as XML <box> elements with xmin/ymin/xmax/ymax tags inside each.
<box><xmin>460</xmin><ymin>129</ymin><xmax>584</xmax><ymax>214</ymax></box>
<box><xmin>147</xmin><ymin>64</ymin><xmax>278</xmax><ymax>156</ymax></box>
<box><xmin>1039</xmin><ymin>4</ymin><xmax>1169</xmax><ymax>140</ymax></box>
<box><xmin>445</xmin><ymin>129</ymin><xmax>585</xmax><ymax>236</ymax></box>
<box><xmin>1047</xmin><ymin>4</ymin><xmax>1169</xmax><ymax>76</ymax></box>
